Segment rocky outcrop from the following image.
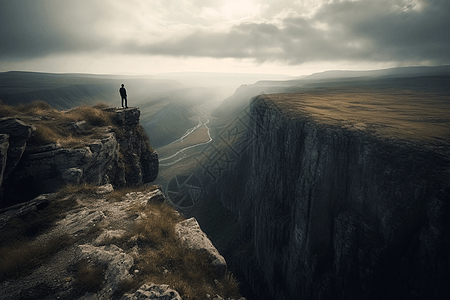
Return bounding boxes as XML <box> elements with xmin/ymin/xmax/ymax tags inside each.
<box><xmin>10</xmin><ymin>128</ymin><xmax>118</xmax><ymax>195</ymax></box>
<box><xmin>78</xmin><ymin>244</ymin><xmax>134</xmax><ymax>300</ymax></box>
<box><xmin>0</xmin><ymin>185</ymin><xmax>236</xmax><ymax>300</ymax></box>
<box><xmin>103</xmin><ymin>108</ymin><xmax>158</xmax><ymax>186</ymax></box>
<box><xmin>213</xmin><ymin>94</ymin><xmax>450</xmax><ymax>300</ymax></box>
<box><xmin>176</xmin><ymin>217</ymin><xmax>227</xmax><ymax>276</ymax></box>
<box><xmin>0</xmin><ymin>107</ymin><xmax>159</xmax><ymax>208</ymax></box>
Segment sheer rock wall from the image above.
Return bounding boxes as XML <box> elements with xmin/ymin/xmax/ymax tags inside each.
<box><xmin>216</xmin><ymin>95</ymin><xmax>450</xmax><ymax>300</ymax></box>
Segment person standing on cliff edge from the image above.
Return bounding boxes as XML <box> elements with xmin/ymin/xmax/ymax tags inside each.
<box><xmin>119</xmin><ymin>84</ymin><xmax>128</xmax><ymax>108</ymax></box>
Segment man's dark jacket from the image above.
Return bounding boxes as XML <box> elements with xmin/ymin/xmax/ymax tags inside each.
<box><xmin>119</xmin><ymin>87</ymin><xmax>127</xmax><ymax>97</ymax></box>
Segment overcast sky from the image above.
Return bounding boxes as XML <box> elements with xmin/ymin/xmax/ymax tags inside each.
<box><xmin>0</xmin><ymin>0</ymin><xmax>449</xmax><ymax>76</ymax></box>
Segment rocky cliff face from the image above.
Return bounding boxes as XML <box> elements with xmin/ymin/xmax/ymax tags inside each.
<box><xmin>107</xmin><ymin>108</ymin><xmax>159</xmax><ymax>186</ymax></box>
<box><xmin>0</xmin><ymin>107</ymin><xmax>158</xmax><ymax>208</ymax></box>
<box><xmin>214</xmin><ymin>93</ymin><xmax>450</xmax><ymax>300</ymax></box>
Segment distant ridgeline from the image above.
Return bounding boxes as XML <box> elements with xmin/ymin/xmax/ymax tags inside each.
<box><xmin>0</xmin><ymin>101</ymin><xmax>158</xmax><ymax>208</ymax></box>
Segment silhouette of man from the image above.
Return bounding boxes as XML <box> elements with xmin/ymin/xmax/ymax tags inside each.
<box><xmin>119</xmin><ymin>84</ymin><xmax>128</xmax><ymax>108</ymax></box>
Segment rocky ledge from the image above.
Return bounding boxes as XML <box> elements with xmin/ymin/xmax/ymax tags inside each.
<box><xmin>0</xmin><ymin>185</ymin><xmax>242</xmax><ymax>300</ymax></box>
<box><xmin>0</xmin><ymin>107</ymin><xmax>158</xmax><ymax>208</ymax></box>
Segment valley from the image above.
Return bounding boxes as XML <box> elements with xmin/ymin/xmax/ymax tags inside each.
<box><xmin>158</xmin><ymin>115</ymin><xmax>212</xmax><ymax>167</ymax></box>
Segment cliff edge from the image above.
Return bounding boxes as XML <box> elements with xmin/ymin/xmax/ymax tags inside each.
<box><xmin>215</xmin><ymin>91</ymin><xmax>450</xmax><ymax>300</ymax></box>
<box><xmin>0</xmin><ymin>103</ymin><xmax>158</xmax><ymax>208</ymax></box>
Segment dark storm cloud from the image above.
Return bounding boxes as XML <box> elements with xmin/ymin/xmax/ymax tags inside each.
<box><xmin>130</xmin><ymin>23</ymin><xmax>283</xmax><ymax>59</ymax></box>
<box><xmin>1</xmin><ymin>0</ymin><xmax>449</xmax><ymax>66</ymax></box>
<box><xmin>0</xmin><ymin>0</ymin><xmax>109</xmax><ymax>59</ymax></box>
<box><xmin>137</xmin><ymin>0</ymin><xmax>450</xmax><ymax>65</ymax></box>
<box><xmin>311</xmin><ymin>0</ymin><xmax>450</xmax><ymax>63</ymax></box>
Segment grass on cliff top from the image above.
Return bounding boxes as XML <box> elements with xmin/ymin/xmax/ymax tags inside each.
<box><xmin>0</xmin><ymin>100</ymin><xmax>116</xmax><ymax>148</ymax></box>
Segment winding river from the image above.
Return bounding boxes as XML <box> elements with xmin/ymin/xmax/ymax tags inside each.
<box><xmin>158</xmin><ymin>115</ymin><xmax>213</xmax><ymax>167</ymax></box>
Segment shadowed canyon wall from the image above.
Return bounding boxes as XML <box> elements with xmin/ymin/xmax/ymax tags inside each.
<box><xmin>212</xmin><ymin>94</ymin><xmax>450</xmax><ymax>300</ymax></box>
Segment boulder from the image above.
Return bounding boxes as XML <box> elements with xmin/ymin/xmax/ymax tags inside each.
<box><xmin>123</xmin><ymin>189</ymin><xmax>165</xmax><ymax>205</ymax></box>
<box><xmin>0</xmin><ymin>194</ymin><xmax>49</xmax><ymax>228</ymax></box>
<box><xmin>94</xmin><ymin>230</ymin><xmax>126</xmax><ymax>246</ymax></box>
<box><xmin>96</xmin><ymin>183</ymin><xmax>114</xmax><ymax>195</ymax></box>
<box><xmin>78</xmin><ymin>244</ymin><xmax>134</xmax><ymax>300</ymax></box>
<box><xmin>175</xmin><ymin>217</ymin><xmax>227</xmax><ymax>276</ymax></box>
<box><xmin>61</xmin><ymin>168</ymin><xmax>83</xmax><ymax>185</ymax></box>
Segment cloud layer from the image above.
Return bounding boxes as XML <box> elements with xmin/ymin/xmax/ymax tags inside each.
<box><xmin>1</xmin><ymin>0</ymin><xmax>449</xmax><ymax>67</ymax></box>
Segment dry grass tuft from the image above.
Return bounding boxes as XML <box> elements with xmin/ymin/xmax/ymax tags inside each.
<box><xmin>72</xmin><ymin>259</ymin><xmax>107</xmax><ymax>294</ymax></box>
<box><xmin>18</xmin><ymin>100</ymin><xmax>54</xmax><ymax>113</ymax></box>
<box><xmin>131</xmin><ymin>202</ymin><xmax>182</xmax><ymax>247</ymax></box>
<box><xmin>64</xmin><ymin>105</ymin><xmax>113</xmax><ymax>127</ymax></box>
<box><xmin>93</xmin><ymin>102</ymin><xmax>111</xmax><ymax>110</ymax></box>
<box><xmin>56</xmin><ymin>183</ymin><xmax>99</xmax><ymax>196</ymax></box>
<box><xmin>114</xmin><ymin>278</ymin><xmax>142</xmax><ymax>298</ymax></box>
<box><xmin>0</xmin><ymin>101</ymin><xmax>116</xmax><ymax>148</ymax></box>
<box><xmin>32</xmin><ymin>123</ymin><xmax>59</xmax><ymax>144</ymax></box>
<box><xmin>0</xmin><ymin>100</ymin><xmax>57</xmax><ymax>118</ymax></box>
<box><xmin>0</xmin><ymin>100</ymin><xmax>24</xmax><ymax>116</ymax></box>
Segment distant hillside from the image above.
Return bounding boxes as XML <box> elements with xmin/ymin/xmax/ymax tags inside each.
<box><xmin>301</xmin><ymin>64</ymin><xmax>450</xmax><ymax>81</ymax></box>
<box><xmin>0</xmin><ymin>71</ymin><xmax>183</xmax><ymax>110</ymax></box>
<box><xmin>212</xmin><ymin>65</ymin><xmax>450</xmax><ymax>119</ymax></box>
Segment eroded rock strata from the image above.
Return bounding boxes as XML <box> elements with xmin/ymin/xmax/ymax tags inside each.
<box><xmin>215</xmin><ymin>93</ymin><xmax>450</xmax><ymax>300</ymax></box>
<box><xmin>0</xmin><ymin>108</ymin><xmax>158</xmax><ymax>208</ymax></box>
